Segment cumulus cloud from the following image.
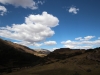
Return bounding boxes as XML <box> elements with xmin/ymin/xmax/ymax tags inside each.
<box><xmin>14</xmin><ymin>41</ymin><xmax>43</xmax><ymax>47</ymax></box>
<box><xmin>0</xmin><ymin>11</ymin><xmax>59</xmax><ymax>47</ymax></box>
<box><xmin>25</xmin><ymin>12</ymin><xmax>59</xmax><ymax>27</ymax></box>
<box><xmin>61</xmin><ymin>36</ymin><xmax>100</xmax><ymax>49</ymax></box>
<box><xmin>0</xmin><ymin>0</ymin><xmax>38</xmax><ymax>10</ymax></box>
<box><xmin>44</xmin><ymin>41</ymin><xmax>57</xmax><ymax>46</ymax></box>
<box><xmin>33</xmin><ymin>43</ymin><xmax>43</xmax><ymax>47</ymax></box>
<box><xmin>0</xmin><ymin>5</ymin><xmax>7</xmax><ymax>16</ymax></box>
<box><xmin>69</xmin><ymin>6</ymin><xmax>79</xmax><ymax>14</ymax></box>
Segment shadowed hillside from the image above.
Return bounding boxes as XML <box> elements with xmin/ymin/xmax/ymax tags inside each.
<box><xmin>1</xmin><ymin>38</ymin><xmax>100</xmax><ymax>75</ymax></box>
<box><xmin>42</xmin><ymin>48</ymin><xmax>100</xmax><ymax>63</ymax></box>
<box><xmin>0</xmin><ymin>38</ymin><xmax>41</xmax><ymax>73</ymax></box>
<box><xmin>3</xmin><ymin>47</ymin><xmax>100</xmax><ymax>75</ymax></box>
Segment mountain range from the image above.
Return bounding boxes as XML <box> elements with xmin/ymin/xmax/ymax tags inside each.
<box><xmin>0</xmin><ymin>38</ymin><xmax>100</xmax><ymax>75</ymax></box>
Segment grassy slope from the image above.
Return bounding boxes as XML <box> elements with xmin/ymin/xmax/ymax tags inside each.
<box><xmin>0</xmin><ymin>38</ymin><xmax>100</xmax><ymax>75</ymax></box>
<box><xmin>0</xmin><ymin>38</ymin><xmax>41</xmax><ymax>73</ymax></box>
<box><xmin>3</xmin><ymin>52</ymin><xmax>100</xmax><ymax>75</ymax></box>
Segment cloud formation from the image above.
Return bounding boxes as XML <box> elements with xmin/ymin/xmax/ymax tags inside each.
<box><xmin>75</xmin><ymin>36</ymin><xmax>95</xmax><ymax>41</ymax></box>
<box><xmin>0</xmin><ymin>0</ymin><xmax>38</xmax><ymax>10</ymax></box>
<box><xmin>98</xmin><ymin>37</ymin><xmax>100</xmax><ymax>39</ymax></box>
<box><xmin>69</xmin><ymin>6</ymin><xmax>79</xmax><ymax>14</ymax></box>
<box><xmin>44</xmin><ymin>41</ymin><xmax>57</xmax><ymax>45</ymax></box>
<box><xmin>37</xmin><ymin>1</ymin><xmax>45</xmax><ymax>5</ymax></box>
<box><xmin>0</xmin><ymin>11</ymin><xmax>59</xmax><ymax>47</ymax></box>
<box><xmin>61</xmin><ymin>36</ymin><xmax>100</xmax><ymax>49</ymax></box>
<box><xmin>0</xmin><ymin>5</ymin><xmax>7</xmax><ymax>16</ymax></box>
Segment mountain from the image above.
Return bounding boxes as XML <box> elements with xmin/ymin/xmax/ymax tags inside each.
<box><xmin>34</xmin><ymin>49</ymin><xmax>51</xmax><ymax>57</ymax></box>
<box><xmin>1</xmin><ymin>38</ymin><xmax>100</xmax><ymax>75</ymax></box>
<box><xmin>45</xmin><ymin>48</ymin><xmax>85</xmax><ymax>60</ymax></box>
<box><xmin>3</xmin><ymin>47</ymin><xmax>100</xmax><ymax>75</ymax></box>
<box><xmin>0</xmin><ymin>38</ymin><xmax>41</xmax><ymax>73</ymax></box>
<box><xmin>46</xmin><ymin>48</ymin><xmax>100</xmax><ymax>61</ymax></box>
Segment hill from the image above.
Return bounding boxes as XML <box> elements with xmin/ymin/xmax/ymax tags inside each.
<box><xmin>0</xmin><ymin>38</ymin><xmax>41</xmax><ymax>73</ymax></box>
<box><xmin>0</xmin><ymin>38</ymin><xmax>100</xmax><ymax>75</ymax></box>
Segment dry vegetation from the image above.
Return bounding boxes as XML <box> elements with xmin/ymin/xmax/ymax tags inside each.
<box><xmin>0</xmin><ymin>38</ymin><xmax>100</xmax><ymax>75</ymax></box>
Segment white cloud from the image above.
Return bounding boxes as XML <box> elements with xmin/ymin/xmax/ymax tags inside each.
<box><xmin>53</xmin><ymin>48</ymin><xmax>59</xmax><ymax>50</ymax></box>
<box><xmin>75</xmin><ymin>37</ymin><xmax>82</xmax><ymax>41</ymax></box>
<box><xmin>0</xmin><ymin>11</ymin><xmax>59</xmax><ymax>47</ymax></box>
<box><xmin>61</xmin><ymin>36</ymin><xmax>100</xmax><ymax>49</ymax></box>
<box><xmin>75</xmin><ymin>36</ymin><xmax>95</xmax><ymax>41</ymax></box>
<box><xmin>25</xmin><ymin>12</ymin><xmax>59</xmax><ymax>27</ymax></box>
<box><xmin>33</xmin><ymin>42</ymin><xmax>43</xmax><ymax>47</ymax></box>
<box><xmin>64</xmin><ymin>45</ymin><xmax>75</xmax><ymax>49</ymax></box>
<box><xmin>84</xmin><ymin>36</ymin><xmax>95</xmax><ymax>41</ymax></box>
<box><xmin>15</xmin><ymin>41</ymin><xmax>43</xmax><ymax>47</ymax></box>
<box><xmin>49</xmin><ymin>48</ymin><xmax>59</xmax><ymax>51</ymax></box>
<box><xmin>37</xmin><ymin>1</ymin><xmax>45</xmax><ymax>5</ymax></box>
<box><xmin>74</xmin><ymin>46</ymin><xmax>93</xmax><ymax>49</ymax></box>
<box><xmin>0</xmin><ymin>0</ymin><xmax>38</xmax><ymax>10</ymax></box>
<box><xmin>98</xmin><ymin>37</ymin><xmax>100</xmax><ymax>39</ymax></box>
<box><xmin>44</xmin><ymin>41</ymin><xmax>57</xmax><ymax>45</ymax></box>
<box><xmin>69</xmin><ymin>6</ymin><xmax>79</xmax><ymax>14</ymax></box>
<box><xmin>0</xmin><ymin>5</ymin><xmax>7</xmax><ymax>16</ymax></box>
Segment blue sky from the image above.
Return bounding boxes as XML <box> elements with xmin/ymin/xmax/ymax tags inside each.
<box><xmin>0</xmin><ymin>0</ymin><xmax>100</xmax><ymax>50</ymax></box>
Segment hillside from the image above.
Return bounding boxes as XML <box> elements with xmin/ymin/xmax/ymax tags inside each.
<box><xmin>0</xmin><ymin>38</ymin><xmax>100</xmax><ymax>75</ymax></box>
<box><xmin>0</xmin><ymin>38</ymin><xmax>41</xmax><ymax>73</ymax></box>
<box><xmin>0</xmin><ymin>39</ymin><xmax>49</xmax><ymax>57</ymax></box>
<box><xmin>3</xmin><ymin>47</ymin><xmax>100</xmax><ymax>75</ymax></box>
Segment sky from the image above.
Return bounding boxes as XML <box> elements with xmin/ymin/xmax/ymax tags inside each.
<box><xmin>0</xmin><ymin>0</ymin><xmax>100</xmax><ymax>51</ymax></box>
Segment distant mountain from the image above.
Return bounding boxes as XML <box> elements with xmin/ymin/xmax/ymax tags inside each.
<box><xmin>42</xmin><ymin>47</ymin><xmax>100</xmax><ymax>64</ymax></box>
<box><xmin>34</xmin><ymin>49</ymin><xmax>51</xmax><ymax>57</ymax></box>
<box><xmin>45</xmin><ymin>48</ymin><xmax>84</xmax><ymax>60</ymax></box>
